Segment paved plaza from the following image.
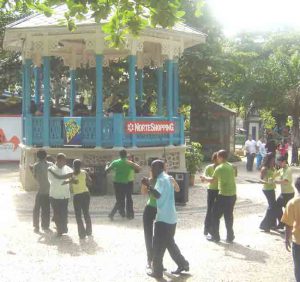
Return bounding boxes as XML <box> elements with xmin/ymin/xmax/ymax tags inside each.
<box><xmin>0</xmin><ymin>160</ymin><xmax>296</xmax><ymax>282</ymax></box>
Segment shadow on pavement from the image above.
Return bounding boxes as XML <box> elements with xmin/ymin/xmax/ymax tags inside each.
<box><xmin>37</xmin><ymin>232</ymin><xmax>102</xmax><ymax>256</ymax></box>
<box><xmin>218</xmin><ymin>241</ymin><xmax>269</xmax><ymax>263</ymax></box>
<box><xmin>164</xmin><ymin>272</ymin><xmax>192</xmax><ymax>282</ymax></box>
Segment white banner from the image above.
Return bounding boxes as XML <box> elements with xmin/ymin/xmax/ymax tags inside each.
<box><xmin>0</xmin><ymin>115</ymin><xmax>21</xmax><ymax>161</ymax></box>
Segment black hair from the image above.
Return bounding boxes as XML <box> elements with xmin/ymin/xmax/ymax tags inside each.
<box><xmin>73</xmin><ymin>159</ymin><xmax>81</xmax><ymax>174</ymax></box>
<box><xmin>148</xmin><ymin>157</ymin><xmax>159</xmax><ymax>167</ymax></box>
<box><xmin>36</xmin><ymin>149</ymin><xmax>47</xmax><ymax>161</ymax></box>
<box><xmin>211</xmin><ymin>152</ymin><xmax>218</xmax><ymax>162</ymax></box>
<box><xmin>262</xmin><ymin>152</ymin><xmax>275</xmax><ymax>169</ymax></box>
<box><xmin>119</xmin><ymin>149</ymin><xmax>127</xmax><ymax>158</ymax></box>
<box><xmin>295</xmin><ymin>177</ymin><xmax>300</xmax><ymax>192</ymax></box>
<box><xmin>151</xmin><ymin>159</ymin><xmax>164</xmax><ymax>179</ymax></box>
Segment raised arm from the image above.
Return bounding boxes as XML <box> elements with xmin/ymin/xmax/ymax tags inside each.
<box><xmin>127</xmin><ymin>160</ymin><xmax>141</xmax><ymax>172</ymax></box>
<box><xmin>48</xmin><ymin>168</ymin><xmax>73</xmax><ymax>179</ymax></box>
<box><xmin>170</xmin><ymin>176</ymin><xmax>180</xmax><ymax>192</ymax></box>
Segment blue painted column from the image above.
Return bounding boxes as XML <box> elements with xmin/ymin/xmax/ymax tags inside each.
<box><xmin>70</xmin><ymin>69</ymin><xmax>76</xmax><ymax>116</ymax></box>
<box><xmin>166</xmin><ymin>59</ymin><xmax>174</xmax><ymax>145</ymax></box>
<box><xmin>173</xmin><ymin>60</ymin><xmax>179</xmax><ymax>116</ymax></box>
<box><xmin>34</xmin><ymin>66</ymin><xmax>41</xmax><ymax>106</ymax></box>
<box><xmin>42</xmin><ymin>56</ymin><xmax>50</xmax><ymax>147</ymax></box>
<box><xmin>137</xmin><ymin>68</ymin><xmax>143</xmax><ymax>109</ymax></box>
<box><xmin>128</xmin><ymin>55</ymin><xmax>137</xmax><ymax>147</ymax></box>
<box><xmin>21</xmin><ymin>63</ymin><xmax>25</xmax><ymax>143</ymax></box>
<box><xmin>24</xmin><ymin>59</ymin><xmax>32</xmax><ymax>146</ymax></box>
<box><xmin>95</xmin><ymin>54</ymin><xmax>103</xmax><ymax>147</ymax></box>
<box><xmin>156</xmin><ymin>67</ymin><xmax>163</xmax><ymax>116</ymax></box>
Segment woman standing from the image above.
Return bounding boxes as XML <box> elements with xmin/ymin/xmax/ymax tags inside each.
<box><xmin>259</xmin><ymin>153</ymin><xmax>277</xmax><ymax>232</ymax></box>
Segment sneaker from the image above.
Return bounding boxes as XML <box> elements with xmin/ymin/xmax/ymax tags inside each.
<box><xmin>33</xmin><ymin>227</ymin><xmax>40</xmax><ymax>234</ymax></box>
<box><xmin>171</xmin><ymin>262</ymin><xmax>189</xmax><ymax>275</ymax></box>
<box><xmin>206</xmin><ymin>234</ymin><xmax>220</xmax><ymax>242</ymax></box>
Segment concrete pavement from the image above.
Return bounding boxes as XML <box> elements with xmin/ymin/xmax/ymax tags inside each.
<box><xmin>0</xmin><ymin>160</ymin><xmax>296</xmax><ymax>282</ymax></box>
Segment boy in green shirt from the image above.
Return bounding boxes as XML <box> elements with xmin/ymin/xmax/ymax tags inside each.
<box><xmin>201</xmin><ymin>149</ymin><xmax>237</xmax><ymax>243</ymax></box>
<box><xmin>106</xmin><ymin>149</ymin><xmax>140</xmax><ymax>220</ymax></box>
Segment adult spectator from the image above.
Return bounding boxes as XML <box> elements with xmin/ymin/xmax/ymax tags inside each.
<box><xmin>245</xmin><ymin>135</ymin><xmax>257</xmax><ymax>171</ymax></box>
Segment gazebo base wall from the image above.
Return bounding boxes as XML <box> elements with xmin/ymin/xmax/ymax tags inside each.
<box><xmin>20</xmin><ymin>144</ymin><xmax>187</xmax><ymax>194</ymax></box>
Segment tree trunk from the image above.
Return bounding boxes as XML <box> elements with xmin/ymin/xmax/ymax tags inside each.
<box><xmin>291</xmin><ymin>114</ymin><xmax>300</xmax><ymax>165</ymax></box>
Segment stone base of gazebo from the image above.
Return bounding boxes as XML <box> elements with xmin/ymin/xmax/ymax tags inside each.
<box><xmin>20</xmin><ymin>144</ymin><xmax>187</xmax><ymax>194</ymax></box>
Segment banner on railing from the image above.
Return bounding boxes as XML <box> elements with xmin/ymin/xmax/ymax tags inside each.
<box><xmin>64</xmin><ymin>117</ymin><xmax>82</xmax><ymax>145</ymax></box>
<box><xmin>126</xmin><ymin>121</ymin><xmax>175</xmax><ymax>134</ymax></box>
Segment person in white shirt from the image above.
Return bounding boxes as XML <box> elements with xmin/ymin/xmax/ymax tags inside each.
<box><xmin>245</xmin><ymin>136</ymin><xmax>257</xmax><ymax>171</ymax></box>
<box><xmin>48</xmin><ymin>153</ymin><xmax>73</xmax><ymax>237</ymax></box>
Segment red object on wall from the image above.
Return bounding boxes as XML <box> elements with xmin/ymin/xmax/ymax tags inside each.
<box><xmin>125</xmin><ymin>121</ymin><xmax>175</xmax><ymax>134</ymax></box>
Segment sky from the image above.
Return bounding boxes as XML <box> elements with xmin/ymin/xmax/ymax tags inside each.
<box><xmin>207</xmin><ymin>0</ymin><xmax>300</xmax><ymax>36</ymax></box>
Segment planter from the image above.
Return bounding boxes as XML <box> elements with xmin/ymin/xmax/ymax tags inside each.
<box><xmin>189</xmin><ymin>174</ymin><xmax>195</xmax><ymax>186</ymax></box>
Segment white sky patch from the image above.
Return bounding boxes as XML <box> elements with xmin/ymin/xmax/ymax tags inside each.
<box><xmin>207</xmin><ymin>0</ymin><xmax>300</xmax><ymax>36</ymax></box>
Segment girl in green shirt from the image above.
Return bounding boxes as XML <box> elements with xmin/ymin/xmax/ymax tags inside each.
<box><xmin>260</xmin><ymin>152</ymin><xmax>277</xmax><ymax>232</ymax></box>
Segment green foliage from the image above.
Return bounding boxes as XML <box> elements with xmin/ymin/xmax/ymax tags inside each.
<box><xmin>1</xmin><ymin>0</ymin><xmax>187</xmax><ymax>48</ymax></box>
<box><xmin>259</xmin><ymin>110</ymin><xmax>276</xmax><ymax>130</ymax></box>
<box><xmin>185</xmin><ymin>142</ymin><xmax>204</xmax><ymax>175</ymax></box>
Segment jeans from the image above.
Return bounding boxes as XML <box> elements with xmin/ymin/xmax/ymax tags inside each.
<box><xmin>50</xmin><ymin>197</ymin><xmax>69</xmax><ymax>234</ymax></box>
<box><xmin>293</xmin><ymin>242</ymin><xmax>300</xmax><ymax>282</ymax></box>
<box><xmin>276</xmin><ymin>193</ymin><xmax>294</xmax><ymax>226</ymax></box>
<box><xmin>260</xmin><ymin>190</ymin><xmax>276</xmax><ymax>230</ymax></box>
<box><xmin>204</xmin><ymin>189</ymin><xmax>219</xmax><ymax>234</ymax></box>
<box><xmin>246</xmin><ymin>153</ymin><xmax>255</xmax><ymax>171</ymax></box>
<box><xmin>211</xmin><ymin>195</ymin><xmax>236</xmax><ymax>240</ymax></box>
<box><xmin>143</xmin><ymin>205</ymin><xmax>157</xmax><ymax>263</ymax></box>
<box><xmin>73</xmin><ymin>192</ymin><xmax>92</xmax><ymax>238</ymax></box>
<box><xmin>256</xmin><ymin>153</ymin><xmax>263</xmax><ymax>169</ymax></box>
<box><xmin>110</xmin><ymin>182</ymin><xmax>134</xmax><ymax>218</ymax></box>
<box><xmin>152</xmin><ymin>222</ymin><xmax>188</xmax><ymax>275</ymax></box>
<box><xmin>33</xmin><ymin>193</ymin><xmax>50</xmax><ymax>230</ymax></box>
<box><xmin>125</xmin><ymin>182</ymin><xmax>134</xmax><ymax>218</ymax></box>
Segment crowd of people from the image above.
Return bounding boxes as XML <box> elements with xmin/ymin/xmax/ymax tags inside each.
<box><xmin>30</xmin><ymin>145</ymin><xmax>299</xmax><ymax>281</ymax></box>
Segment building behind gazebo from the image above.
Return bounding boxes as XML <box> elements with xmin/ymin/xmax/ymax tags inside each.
<box><xmin>3</xmin><ymin>5</ymin><xmax>206</xmax><ymax>192</ymax></box>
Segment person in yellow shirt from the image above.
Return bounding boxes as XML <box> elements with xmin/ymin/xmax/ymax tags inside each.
<box><xmin>281</xmin><ymin>177</ymin><xmax>300</xmax><ymax>282</ymax></box>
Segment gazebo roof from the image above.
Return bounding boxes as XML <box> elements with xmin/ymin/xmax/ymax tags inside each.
<box><xmin>3</xmin><ymin>5</ymin><xmax>206</xmax><ymax>68</ymax></box>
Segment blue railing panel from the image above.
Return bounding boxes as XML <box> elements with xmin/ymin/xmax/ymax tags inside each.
<box><xmin>32</xmin><ymin>116</ymin><xmax>43</xmax><ymax>146</ymax></box>
<box><xmin>102</xmin><ymin>117</ymin><xmax>113</xmax><ymax>147</ymax></box>
<box><xmin>81</xmin><ymin>117</ymin><xmax>96</xmax><ymax>147</ymax></box>
<box><xmin>49</xmin><ymin>117</ymin><xmax>64</xmax><ymax>146</ymax></box>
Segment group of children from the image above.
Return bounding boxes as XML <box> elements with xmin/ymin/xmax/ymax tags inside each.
<box><xmin>31</xmin><ymin>150</ymin><xmax>92</xmax><ymax>239</ymax></box>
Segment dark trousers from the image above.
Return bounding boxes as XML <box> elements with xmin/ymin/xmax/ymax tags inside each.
<box><xmin>212</xmin><ymin>195</ymin><xmax>236</xmax><ymax>240</ymax></box>
<box><xmin>143</xmin><ymin>205</ymin><xmax>157</xmax><ymax>263</ymax></box>
<box><xmin>204</xmin><ymin>189</ymin><xmax>219</xmax><ymax>234</ymax></box>
<box><xmin>152</xmin><ymin>222</ymin><xmax>188</xmax><ymax>275</ymax></box>
<box><xmin>73</xmin><ymin>192</ymin><xmax>92</xmax><ymax>238</ymax></box>
<box><xmin>246</xmin><ymin>153</ymin><xmax>255</xmax><ymax>171</ymax></box>
<box><xmin>260</xmin><ymin>190</ymin><xmax>276</xmax><ymax>230</ymax></box>
<box><xmin>276</xmin><ymin>193</ymin><xmax>294</xmax><ymax>226</ymax></box>
<box><xmin>293</xmin><ymin>242</ymin><xmax>300</xmax><ymax>282</ymax></box>
<box><xmin>50</xmin><ymin>197</ymin><xmax>69</xmax><ymax>234</ymax></box>
<box><xmin>110</xmin><ymin>182</ymin><xmax>134</xmax><ymax>218</ymax></box>
<box><xmin>33</xmin><ymin>193</ymin><xmax>50</xmax><ymax>230</ymax></box>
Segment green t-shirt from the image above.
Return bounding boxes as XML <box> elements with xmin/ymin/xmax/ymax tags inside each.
<box><xmin>279</xmin><ymin>166</ymin><xmax>294</xmax><ymax>194</ymax></box>
<box><xmin>262</xmin><ymin>168</ymin><xmax>276</xmax><ymax>190</ymax></box>
<box><xmin>213</xmin><ymin>162</ymin><xmax>236</xmax><ymax>196</ymax></box>
<box><xmin>110</xmin><ymin>158</ymin><xmax>134</xmax><ymax>184</ymax></box>
<box><xmin>204</xmin><ymin>164</ymin><xmax>218</xmax><ymax>190</ymax></box>
<box><xmin>146</xmin><ymin>178</ymin><xmax>157</xmax><ymax>208</ymax></box>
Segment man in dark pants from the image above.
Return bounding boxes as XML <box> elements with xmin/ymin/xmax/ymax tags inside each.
<box><xmin>48</xmin><ymin>153</ymin><xmax>73</xmax><ymax>236</ymax></box>
<box><xmin>144</xmin><ymin>160</ymin><xmax>189</xmax><ymax>279</ymax></box>
<box><xmin>245</xmin><ymin>135</ymin><xmax>256</xmax><ymax>171</ymax></box>
<box><xmin>105</xmin><ymin>150</ymin><xmax>140</xmax><ymax>220</ymax></box>
<box><xmin>30</xmin><ymin>149</ymin><xmax>53</xmax><ymax>233</ymax></box>
<box><xmin>201</xmin><ymin>150</ymin><xmax>237</xmax><ymax>242</ymax></box>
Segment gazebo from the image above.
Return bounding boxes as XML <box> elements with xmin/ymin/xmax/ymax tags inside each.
<box><xmin>3</xmin><ymin>5</ymin><xmax>206</xmax><ymax>191</ymax></box>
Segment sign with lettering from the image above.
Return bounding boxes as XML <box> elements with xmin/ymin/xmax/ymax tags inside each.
<box><xmin>126</xmin><ymin>121</ymin><xmax>175</xmax><ymax>134</ymax></box>
<box><xmin>0</xmin><ymin>115</ymin><xmax>21</xmax><ymax>161</ymax></box>
<box><xmin>64</xmin><ymin>117</ymin><xmax>82</xmax><ymax>145</ymax></box>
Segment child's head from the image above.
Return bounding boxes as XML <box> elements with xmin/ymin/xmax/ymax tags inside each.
<box><xmin>36</xmin><ymin>149</ymin><xmax>47</xmax><ymax>161</ymax></box>
<box><xmin>73</xmin><ymin>159</ymin><xmax>81</xmax><ymax>173</ymax></box>
<box><xmin>295</xmin><ymin>177</ymin><xmax>300</xmax><ymax>193</ymax></box>
<box><xmin>217</xmin><ymin>150</ymin><xmax>228</xmax><ymax>163</ymax></box>
<box><xmin>56</xmin><ymin>153</ymin><xmax>66</xmax><ymax>168</ymax></box>
<box><xmin>119</xmin><ymin>149</ymin><xmax>127</xmax><ymax>159</ymax></box>
<box><xmin>211</xmin><ymin>152</ymin><xmax>218</xmax><ymax>165</ymax></box>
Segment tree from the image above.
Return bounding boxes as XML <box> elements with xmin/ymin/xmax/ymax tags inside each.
<box><xmin>1</xmin><ymin>0</ymin><xmax>186</xmax><ymax>47</ymax></box>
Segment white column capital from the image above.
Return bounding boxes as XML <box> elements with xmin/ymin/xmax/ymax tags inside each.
<box><xmin>125</xmin><ymin>38</ymin><xmax>144</xmax><ymax>55</ymax></box>
<box><xmin>161</xmin><ymin>40</ymin><xmax>183</xmax><ymax>60</ymax></box>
